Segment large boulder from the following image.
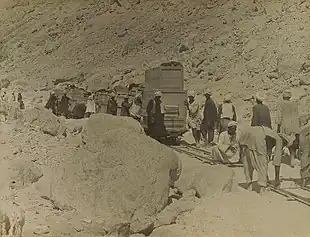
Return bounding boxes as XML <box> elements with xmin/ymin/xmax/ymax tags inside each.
<box><xmin>44</xmin><ymin>114</ymin><xmax>181</xmax><ymax>233</ymax></box>
<box><xmin>21</xmin><ymin>106</ymin><xmax>65</xmax><ymax>136</ymax></box>
<box><xmin>175</xmin><ymin>156</ymin><xmax>237</xmax><ymax>198</ymax></box>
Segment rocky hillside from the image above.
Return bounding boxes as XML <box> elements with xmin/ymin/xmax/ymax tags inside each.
<box><xmin>0</xmin><ymin>0</ymin><xmax>309</xmax><ymax>114</ymax></box>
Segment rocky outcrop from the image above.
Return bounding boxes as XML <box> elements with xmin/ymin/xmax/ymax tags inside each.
<box><xmin>40</xmin><ymin>114</ymin><xmax>181</xmax><ymax>233</ymax></box>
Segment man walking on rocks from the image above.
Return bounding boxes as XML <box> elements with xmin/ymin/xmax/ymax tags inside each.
<box><xmin>185</xmin><ymin>91</ymin><xmax>202</xmax><ymax>147</ymax></box>
<box><xmin>239</xmin><ymin>126</ymin><xmax>283</xmax><ymax>194</ymax></box>
<box><xmin>201</xmin><ymin>89</ymin><xmax>217</xmax><ymax>147</ymax></box>
<box><xmin>276</xmin><ymin>89</ymin><xmax>300</xmax><ymax>167</ymax></box>
<box><xmin>217</xmin><ymin>94</ymin><xmax>237</xmax><ymax>134</ymax></box>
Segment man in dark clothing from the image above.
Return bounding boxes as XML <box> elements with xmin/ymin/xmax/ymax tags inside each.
<box><xmin>45</xmin><ymin>91</ymin><xmax>58</xmax><ymax>115</ymax></box>
<box><xmin>107</xmin><ymin>93</ymin><xmax>118</xmax><ymax>116</ymax></box>
<box><xmin>17</xmin><ymin>93</ymin><xmax>24</xmax><ymax>110</ymax></box>
<box><xmin>59</xmin><ymin>93</ymin><xmax>70</xmax><ymax>118</ymax></box>
<box><xmin>201</xmin><ymin>89</ymin><xmax>218</xmax><ymax>146</ymax></box>
<box><xmin>251</xmin><ymin>91</ymin><xmax>273</xmax><ymax>158</ymax></box>
<box><xmin>146</xmin><ymin>91</ymin><xmax>167</xmax><ymax>140</ymax></box>
<box><xmin>72</xmin><ymin>103</ymin><xmax>86</xmax><ymax>119</ymax></box>
<box><xmin>251</xmin><ymin>92</ymin><xmax>272</xmax><ymax>129</ymax></box>
<box><xmin>120</xmin><ymin>95</ymin><xmax>132</xmax><ymax>116</ymax></box>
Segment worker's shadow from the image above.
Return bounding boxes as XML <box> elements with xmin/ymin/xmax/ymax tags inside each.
<box><xmin>238</xmin><ymin>182</ymin><xmax>262</xmax><ymax>194</ymax></box>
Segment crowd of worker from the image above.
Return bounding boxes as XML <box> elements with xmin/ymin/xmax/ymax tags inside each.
<box><xmin>43</xmin><ymin>87</ymin><xmax>310</xmax><ymax>195</ymax></box>
<box><xmin>186</xmin><ymin>88</ymin><xmax>310</xmax><ymax>195</ymax></box>
<box><xmin>44</xmin><ymin>90</ymin><xmax>142</xmax><ymax>120</ymax></box>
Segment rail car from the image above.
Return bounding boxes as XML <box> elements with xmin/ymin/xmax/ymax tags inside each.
<box><xmin>140</xmin><ymin>61</ymin><xmax>188</xmax><ymax>139</ymax></box>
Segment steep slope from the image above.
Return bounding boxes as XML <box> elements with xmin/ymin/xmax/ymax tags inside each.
<box><xmin>0</xmin><ymin>0</ymin><xmax>309</xmax><ymax>116</ymax></box>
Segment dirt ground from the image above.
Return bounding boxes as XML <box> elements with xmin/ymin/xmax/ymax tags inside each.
<box><xmin>0</xmin><ymin>0</ymin><xmax>310</xmax><ymax>236</ymax></box>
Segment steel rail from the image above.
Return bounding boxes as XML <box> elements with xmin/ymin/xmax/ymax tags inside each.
<box><xmin>170</xmin><ymin>146</ymin><xmax>216</xmax><ymax>165</ymax></box>
<box><xmin>171</xmin><ymin>146</ymin><xmax>310</xmax><ymax>207</ymax></box>
<box><xmin>267</xmin><ymin>183</ymin><xmax>310</xmax><ymax>207</ymax></box>
<box><xmin>169</xmin><ymin>145</ymin><xmax>243</xmax><ymax>167</ymax></box>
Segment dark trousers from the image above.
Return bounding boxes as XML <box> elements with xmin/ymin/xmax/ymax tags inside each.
<box><xmin>201</xmin><ymin>125</ymin><xmax>215</xmax><ymax>144</ymax></box>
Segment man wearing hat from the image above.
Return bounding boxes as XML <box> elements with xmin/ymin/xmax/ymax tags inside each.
<box><xmin>201</xmin><ymin>89</ymin><xmax>218</xmax><ymax>146</ymax></box>
<box><xmin>251</xmin><ymin>91</ymin><xmax>273</xmax><ymax>159</ymax></box>
<box><xmin>120</xmin><ymin>94</ymin><xmax>132</xmax><ymax>117</ymax></box>
<box><xmin>85</xmin><ymin>93</ymin><xmax>96</xmax><ymax>118</ymax></box>
<box><xmin>239</xmin><ymin>125</ymin><xmax>284</xmax><ymax>194</ymax></box>
<box><xmin>185</xmin><ymin>91</ymin><xmax>202</xmax><ymax>147</ymax></box>
<box><xmin>211</xmin><ymin>121</ymin><xmax>240</xmax><ymax>163</ymax></box>
<box><xmin>107</xmin><ymin>92</ymin><xmax>118</xmax><ymax>116</ymax></box>
<box><xmin>217</xmin><ymin>93</ymin><xmax>237</xmax><ymax>134</ymax></box>
<box><xmin>275</xmin><ymin>89</ymin><xmax>300</xmax><ymax>167</ymax></box>
<box><xmin>251</xmin><ymin>91</ymin><xmax>272</xmax><ymax>129</ymax></box>
<box><xmin>146</xmin><ymin>90</ymin><xmax>167</xmax><ymax>140</ymax></box>
<box><xmin>129</xmin><ymin>90</ymin><xmax>143</xmax><ymax>122</ymax></box>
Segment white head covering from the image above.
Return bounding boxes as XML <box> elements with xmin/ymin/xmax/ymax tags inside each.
<box><xmin>204</xmin><ymin>89</ymin><xmax>212</xmax><ymax>96</ymax></box>
<box><xmin>188</xmin><ymin>90</ymin><xmax>195</xmax><ymax>97</ymax></box>
<box><xmin>228</xmin><ymin>121</ymin><xmax>237</xmax><ymax>128</ymax></box>
<box><xmin>224</xmin><ymin>94</ymin><xmax>232</xmax><ymax>102</ymax></box>
<box><xmin>255</xmin><ymin>91</ymin><xmax>266</xmax><ymax>102</ymax></box>
<box><xmin>283</xmin><ymin>89</ymin><xmax>292</xmax><ymax>99</ymax></box>
<box><xmin>154</xmin><ymin>91</ymin><xmax>162</xmax><ymax>97</ymax></box>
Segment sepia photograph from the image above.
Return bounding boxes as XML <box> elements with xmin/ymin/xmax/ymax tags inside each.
<box><xmin>0</xmin><ymin>0</ymin><xmax>309</xmax><ymax>236</ymax></box>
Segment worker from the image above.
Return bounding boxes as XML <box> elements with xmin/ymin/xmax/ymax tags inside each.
<box><xmin>239</xmin><ymin>126</ymin><xmax>283</xmax><ymax>194</ymax></box>
<box><xmin>217</xmin><ymin>93</ymin><xmax>237</xmax><ymax>134</ymax></box>
<box><xmin>299</xmin><ymin>119</ymin><xmax>310</xmax><ymax>187</ymax></box>
<box><xmin>17</xmin><ymin>93</ymin><xmax>24</xmax><ymax>110</ymax></box>
<box><xmin>185</xmin><ymin>91</ymin><xmax>202</xmax><ymax>147</ymax></box>
<box><xmin>59</xmin><ymin>93</ymin><xmax>70</xmax><ymax>118</ymax></box>
<box><xmin>85</xmin><ymin>94</ymin><xmax>96</xmax><ymax>118</ymax></box>
<box><xmin>211</xmin><ymin>121</ymin><xmax>240</xmax><ymax>163</ymax></box>
<box><xmin>107</xmin><ymin>92</ymin><xmax>118</xmax><ymax>116</ymax></box>
<box><xmin>275</xmin><ymin>89</ymin><xmax>300</xmax><ymax>167</ymax></box>
<box><xmin>45</xmin><ymin>91</ymin><xmax>58</xmax><ymax>115</ymax></box>
<box><xmin>201</xmin><ymin>89</ymin><xmax>218</xmax><ymax>147</ymax></box>
<box><xmin>130</xmin><ymin>90</ymin><xmax>143</xmax><ymax>122</ymax></box>
<box><xmin>271</xmin><ymin>133</ymin><xmax>295</xmax><ymax>168</ymax></box>
<box><xmin>251</xmin><ymin>91</ymin><xmax>272</xmax><ymax>128</ymax></box>
<box><xmin>146</xmin><ymin>90</ymin><xmax>167</xmax><ymax>141</ymax></box>
<box><xmin>72</xmin><ymin>103</ymin><xmax>86</xmax><ymax>119</ymax></box>
<box><xmin>120</xmin><ymin>95</ymin><xmax>132</xmax><ymax>116</ymax></box>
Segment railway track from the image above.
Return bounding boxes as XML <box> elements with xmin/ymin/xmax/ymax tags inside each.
<box><xmin>267</xmin><ymin>182</ymin><xmax>310</xmax><ymax>207</ymax></box>
<box><xmin>170</xmin><ymin>143</ymin><xmax>310</xmax><ymax>208</ymax></box>
<box><xmin>169</xmin><ymin>144</ymin><xmax>243</xmax><ymax>167</ymax></box>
